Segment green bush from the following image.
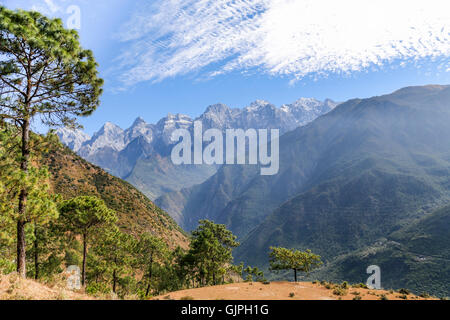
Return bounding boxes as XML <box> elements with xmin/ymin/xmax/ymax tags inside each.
<box><xmin>86</xmin><ymin>282</ymin><xmax>110</xmax><ymax>296</ymax></box>
<box><xmin>333</xmin><ymin>287</ymin><xmax>347</xmax><ymax>296</ymax></box>
<box><xmin>398</xmin><ymin>288</ymin><xmax>410</xmax><ymax>295</ymax></box>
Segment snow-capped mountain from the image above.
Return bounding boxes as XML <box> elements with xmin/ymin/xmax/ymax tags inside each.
<box><xmin>77</xmin><ymin>122</ymin><xmax>126</xmax><ymax>158</ymax></box>
<box><xmin>281</xmin><ymin>98</ymin><xmax>338</xmax><ymax>126</ymax></box>
<box><xmin>56</xmin><ymin>127</ymin><xmax>90</xmax><ymax>152</ymax></box>
<box><xmin>155</xmin><ymin>113</ymin><xmax>193</xmax><ymax>145</ymax></box>
<box><xmin>57</xmin><ymin>97</ymin><xmax>337</xmax><ymax>198</ymax></box>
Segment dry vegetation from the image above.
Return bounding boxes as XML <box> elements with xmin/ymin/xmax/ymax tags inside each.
<box><xmin>0</xmin><ymin>274</ymin><xmax>438</xmax><ymax>301</ymax></box>
<box><xmin>0</xmin><ymin>273</ymin><xmax>95</xmax><ymax>300</ymax></box>
<box><xmin>42</xmin><ymin>143</ymin><xmax>189</xmax><ymax>249</ymax></box>
<box><xmin>153</xmin><ymin>281</ymin><xmax>438</xmax><ymax>301</ymax></box>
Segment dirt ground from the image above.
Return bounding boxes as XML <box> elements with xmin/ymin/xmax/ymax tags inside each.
<box><xmin>153</xmin><ymin>281</ymin><xmax>436</xmax><ymax>301</ymax></box>
<box><xmin>0</xmin><ymin>273</ymin><xmax>436</xmax><ymax>300</ymax></box>
<box><xmin>0</xmin><ymin>273</ymin><xmax>94</xmax><ymax>300</ymax></box>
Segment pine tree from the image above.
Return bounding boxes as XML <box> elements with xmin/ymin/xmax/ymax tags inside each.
<box><xmin>269</xmin><ymin>247</ymin><xmax>322</xmax><ymax>282</ymax></box>
<box><xmin>0</xmin><ymin>127</ymin><xmax>59</xmax><ymax>276</ymax></box>
<box><xmin>185</xmin><ymin>220</ymin><xmax>239</xmax><ymax>286</ymax></box>
<box><xmin>94</xmin><ymin>227</ymin><xmax>135</xmax><ymax>294</ymax></box>
<box><xmin>59</xmin><ymin>196</ymin><xmax>116</xmax><ymax>286</ymax></box>
<box><xmin>134</xmin><ymin>233</ymin><xmax>168</xmax><ymax>297</ymax></box>
<box><xmin>0</xmin><ymin>7</ymin><xmax>103</xmax><ymax>277</ymax></box>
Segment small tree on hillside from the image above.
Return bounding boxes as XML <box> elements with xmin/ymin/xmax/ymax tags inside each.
<box><xmin>269</xmin><ymin>247</ymin><xmax>322</xmax><ymax>282</ymax></box>
<box><xmin>59</xmin><ymin>196</ymin><xmax>116</xmax><ymax>286</ymax></box>
<box><xmin>94</xmin><ymin>227</ymin><xmax>135</xmax><ymax>294</ymax></box>
<box><xmin>0</xmin><ymin>7</ymin><xmax>103</xmax><ymax>277</ymax></box>
<box><xmin>134</xmin><ymin>233</ymin><xmax>168</xmax><ymax>297</ymax></box>
<box><xmin>243</xmin><ymin>265</ymin><xmax>265</xmax><ymax>282</ymax></box>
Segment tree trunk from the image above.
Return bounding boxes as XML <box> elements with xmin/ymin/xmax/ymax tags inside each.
<box><xmin>82</xmin><ymin>233</ymin><xmax>87</xmax><ymax>286</ymax></box>
<box><xmin>16</xmin><ymin>118</ymin><xmax>30</xmax><ymax>278</ymax></box>
<box><xmin>145</xmin><ymin>251</ymin><xmax>154</xmax><ymax>296</ymax></box>
<box><xmin>112</xmin><ymin>269</ymin><xmax>117</xmax><ymax>293</ymax></box>
<box><xmin>16</xmin><ymin>220</ymin><xmax>26</xmax><ymax>277</ymax></box>
<box><xmin>294</xmin><ymin>269</ymin><xmax>297</xmax><ymax>282</ymax></box>
<box><xmin>34</xmin><ymin>225</ymin><xmax>39</xmax><ymax>280</ymax></box>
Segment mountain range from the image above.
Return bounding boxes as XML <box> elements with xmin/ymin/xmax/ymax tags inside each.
<box><xmin>57</xmin><ymin>85</ymin><xmax>450</xmax><ymax>295</ymax></box>
<box><xmin>157</xmin><ymin>85</ymin><xmax>450</xmax><ymax>295</ymax></box>
<box><xmin>57</xmin><ymin>98</ymin><xmax>337</xmax><ymax>199</ymax></box>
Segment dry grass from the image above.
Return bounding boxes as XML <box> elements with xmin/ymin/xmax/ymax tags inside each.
<box><xmin>0</xmin><ymin>273</ymin><xmax>94</xmax><ymax>300</ymax></box>
<box><xmin>152</xmin><ymin>281</ymin><xmax>438</xmax><ymax>301</ymax></box>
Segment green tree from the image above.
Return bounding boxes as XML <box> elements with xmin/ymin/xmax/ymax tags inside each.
<box><xmin>243</xmin><ymin>266</ymin><xmax>265</xmax><ymax>282</ymax></box>
<box><xmin>59</xmin><ymin>196</ymin><xmax>116</xmax><ymax>286</ymax></box>
<box><xmin>134</xmin><ymin>233</ymin><xmax>168</xmax><ymax>297</ymax></box>
<box><xmin>0</xmin><ymin>7</ymin><xmax>103</xmax><ymax>277</ymax></box>
<box><xmin>27</xmin><ymin>220</ymin><xmax>64</xmax><ymax>280</ymax></box>
<box><xmin>0</xmin><ymin>127</ymin><xmax>59</xmax><ymax>277</ymax></box>
<box><xmin>269</xmin><ymin>247</ymin><xmax>322</xmax><ymax>282</ymax></box>
<box><xmin>93</xmin><ymin>227</ymin><xmax>135</xmax><ymax>294</ymax></box>
<box><xmin>185</xmin><ymin>220</ymin><xmax>239</xmax><ymax>286</ymax></box>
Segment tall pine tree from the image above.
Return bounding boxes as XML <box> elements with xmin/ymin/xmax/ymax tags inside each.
<box><xmin>0</xmin><ymin>7</ymin><xmax>103</xmax><ymax>277</ymax></box>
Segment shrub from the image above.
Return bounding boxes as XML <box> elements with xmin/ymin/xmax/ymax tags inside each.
<box><xmin>85</xmin><ymin>282</ymin><xmax>110</xmax><ymax>296</ymax></box>
<box><xmin>420</xmin><ymin>292</ymin><xmax>430</xmax><ymax>298</ymax></box>
<box><xmin>353</xmin><ymin>295</ymin><xmax>362</xmax><ymax>300</ymax></box>
<box><xmin>289</xmin><ymin>292</ymin><xmax>295</xmax><ymax>298</ymax></box>
<box><xmin>398</xmin><ymin>294</ymin><xmax>408</xmax><ymax>300</ymax></box>
<box><xmin>398</xmin><ymin>288</ymin><xmax>410</xmax><ymax>295</ymax></box>
<box><xmin>333</xmin><ymin>287</ymin><xmax>347</xmax><ymax>296</ymax></box>
<box><xmin>180</xmin><ymin>296</ymin><xmax>195</xmax><ymax>300</ymax></box>
<box><xmin>379</xmin><ymin>294</ymin><xmax>388</xmax><ymax>300</ymax></box>
<box><xmin>341</xmin><ymin>281</ymin><xmax>349</xmax><ymax>289</ymax></box>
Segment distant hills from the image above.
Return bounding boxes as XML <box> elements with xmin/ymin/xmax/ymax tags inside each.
<box><xmin>57</xmin><ymin>98</ymin><xmax>337</xmax><ymax>199</ymax></box>
<box><xmin>158</xmin><ymin>85</ymin><xmax>450</xmax><ymax>295</ymax></box>
<box><xmin>42</xmin><ymin>139</ymin><xmax>187</xmax><ymax>248</ymax></box>
<box><xmin>309</xmin><ymin>204</ymin><xmax>450</xmax><ymax>297</ymax></box>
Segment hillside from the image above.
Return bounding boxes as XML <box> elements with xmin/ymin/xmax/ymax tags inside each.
<box><xmin>308</xmin><ymin>204</ymin><xmax>450</xmax><ymax>297</ymax></box>
<box><xmin>126</xmin><ymin>154</ymin><xmax>218</xmax><ymax>202</ymax></box>
<box><xmin>42</xmin><ymin>140</ymin><xmax>188</xmax><ymax>248</ymax></box>
<box><xmin>235</xmin><ymin>85</ymin><xmax>450</xmax><ymax>264</ymax></box>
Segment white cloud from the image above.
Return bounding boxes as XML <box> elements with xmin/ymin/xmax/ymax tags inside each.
<box><xmin>115</xmin><ymin>0</ymin><xmax>450</xmax><ymax>85</ymax></box>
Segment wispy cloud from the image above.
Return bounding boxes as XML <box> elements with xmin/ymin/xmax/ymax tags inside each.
<box><xmin>114</xmin><ymin>0</ymin><xmax>450</xmax><ymax>86</ymax></box>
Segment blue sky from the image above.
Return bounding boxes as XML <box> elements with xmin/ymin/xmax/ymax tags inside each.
<box><xmin>2</xmin><ymin>0</ymin><xmax>449</xmax><ymax>135</ymax></box>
